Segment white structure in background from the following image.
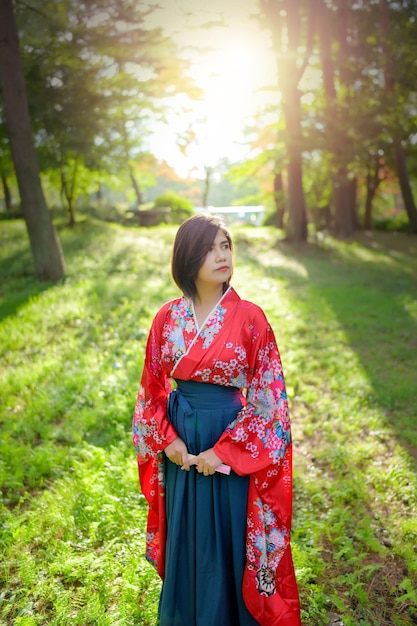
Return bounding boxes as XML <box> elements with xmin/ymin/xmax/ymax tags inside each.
<box><xmin>195</xmin><ymin>206</ymin><xmax>264</xmax><ymax>226</ymax></box>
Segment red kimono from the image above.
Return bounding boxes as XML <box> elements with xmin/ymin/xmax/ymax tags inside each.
<box><xmin>133</xmin><ymin>286</ymin><xmax>301</xmax><ymax>626</ymax></box>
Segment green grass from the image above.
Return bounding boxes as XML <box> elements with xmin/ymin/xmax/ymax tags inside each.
<box><xmin>0</xmin><ymin>218</ymin><xmax>416</xmax><ymax>625</ymax></box>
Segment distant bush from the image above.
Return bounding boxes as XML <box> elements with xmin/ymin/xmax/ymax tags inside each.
<box><xmin>0</xmin><ymin>208</ymin><xmax>24</xmax><ymax>220</ymax></box>
<box><xmin>373</xmin><ymin>211</ymin><xmax>410</xmax><ymax>232</ymax></box>
<box><xmin>262</xmin><ymin>206</ymin><xmax>277</xmax><ymax>226</ymax></box>
<box><xmin>153</xmin><ymin>193</ymin><xmax>194</xmax><ymax>224</ymax></box>
<box><xmin>82</xmin><ymin>202</ymin><xmax>127</xmax><ymax>223</ymax></box>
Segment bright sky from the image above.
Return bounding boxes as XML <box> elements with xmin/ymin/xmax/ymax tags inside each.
<box><xmin>144</xmin><ymin>0</ymin><xmax>278</xmax><ymax>177</ymax></box>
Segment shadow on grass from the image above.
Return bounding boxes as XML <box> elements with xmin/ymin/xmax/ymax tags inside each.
<box><xmin>291</xmin><ymin>239</ymin><xmax>416</xmax><ymax>453</ymax></box>
<box><xmin>0</xmin><ymin>217</ymin><xmax>119</xmax><ymax>323</ymax></box>
<box><xmin>237</xmin><ymin>230</ymin><xmax>417</xmax><ymax>456</ymax></box>
<box><xmin>0</xmin><ymin>221</ymin><xmax>178</xmax><ymax>505</ymax></box>
<box><xmin>234</xmin><ymin>230</ymin><xmax>417</xmax><ymax>624</ymax></box>
<box><xmin>0</xmin><ymin>228</ymin><xmax>50</xmax><ymax>322</ymax></box>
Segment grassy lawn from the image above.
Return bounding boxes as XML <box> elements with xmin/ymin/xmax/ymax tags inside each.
<box><xmin>0</xmin><ymin>217</ymin><xmax>416</xmax><ymax>625</ymax></box>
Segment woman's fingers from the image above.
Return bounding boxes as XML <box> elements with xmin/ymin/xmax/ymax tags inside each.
<box><xmin>165</xmin><ymin>437</ymin><xmax>189</xmax><ymax>466</ymax></box>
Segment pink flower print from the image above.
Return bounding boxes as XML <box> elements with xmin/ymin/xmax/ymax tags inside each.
<box><xmin>280</xmin><ymin>411</ymin><xmax>291</xmax><ymax>432</ymax></box>
<box><xmin>213</xmin><ymin>375</ymin><xmax>228</xmax><ymax>385</ymax></box>
<box><xmin>267</xmin><ymin>468</ymin><xmax>279</xmax><ymax>478</ymax></box>
<box><xmin>234</xmin><ymin>426</ymin><xmax>247</xmax><ymax>441</ymax></box>
<box><xmin>263</xmin><ymin>505</ymin><xmax>276</xmax><ymax>527</ymax></box>
<box><xmin>270</xmin><ymin>357</ymin><xmax>283</xmax><ymax>373</ymax></box>
<box><xmin>255</xmin><ymin>421</ymin><xmax>267</xmax><ymax>439</ymax></box>
<box><xmin>255</xmin><ymin>532</ymin><xmax>267</xmax><ymax>556</ymax></box>
<box><xmin>246</xmin><ymin>544</ymin><xmax>256</xmax><ymax>562</ymax></box>
<box><xmin>235</xmin><ymin>346</ymin><xmax>247</xmax><ymax>361</ymax></box>
<box><xmin>246</xmin><ymin>441</ymin><xmax>259</xmax><ymax>457</ymax></box>
<box><xmin>269</xmin><ymin>528</ymin><xmax>287</xmax><ymax>550</ymax></box>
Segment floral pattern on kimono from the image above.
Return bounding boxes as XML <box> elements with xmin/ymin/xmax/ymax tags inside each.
<box><xmin>132</xmin><ymin>286</ymin><xmax>301</xmax><ymax>626</ymax></box>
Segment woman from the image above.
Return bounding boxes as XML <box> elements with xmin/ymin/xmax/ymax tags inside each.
<box><xmin>132</xmin><ymin>213</ymin><xmax>301</xmax><ymax>626</ymax></box>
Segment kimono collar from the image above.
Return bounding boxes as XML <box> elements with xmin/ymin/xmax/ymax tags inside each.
<box><xmin>188</xmin><ymin>285</ymin><xmax>237</xmax><ymax>332</ymax></box>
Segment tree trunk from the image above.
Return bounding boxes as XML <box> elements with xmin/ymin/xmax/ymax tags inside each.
<box><xmin>347</xmin><ymin>177</ymin><xmax>358</xmax><ymax>230</ymax></box>
<box><xmin>333</xmin><ymin>171</ymin><xmax>350</xmax><ymax>237</ymax></box>
<box><xmin>129</xmin><ymin>164</ymin><xmax>143</xmax><ymax>207</ymax></box>
<box><xmin>273</xmin><ymin>169</ymin><xmax>286</xmax><ymax>228</ymax></box>
<box><xmin>333</xmin><ymin>173</ymin><xmax>356</xmax><ymax>237</ymax></box>
<box><xmin>364</xmin><ymin>156</ymin><xmax>383</xmax><ymax>230</ymax></box>
<box><xmin>0</xmin><ymin>0</ymin><xmax>66</xmax><ymax>280</ymax></box>
<box><xmin>202</xmin><ymin>166</ymin><xmax>212</xmax><ymax>208</ymax></box>
<box><xmin>96</xmin><ymin>183</ymin><xmax>103</xmax><ymax>203</ymax></box>
<box><xmin>283</xmin><ymin>99</ymin><xmax>308</xmax><ymax>242</ymax></box>
<box><xmin>380</xmin><ymin>0</ymin><xmax>417</xmax><ymax>233</ymax></box>
<box><xmin>318</xmin><ymin>0</ymin><xmax>355</xmax><ymax>238</ymax></box>
<box><xmin>393</xmin><ymin>141</ymin><xmax>417</xmax><ymax>233</ymax></box>
<box><xmin>1</xmin><ymin>174</ymin><xmax>12</xmax><ymax>210</ymax></box>
<box><xmin>260</xmin><ymin>0</ymin><xmax>308</xmax><ymax>242</ymax></box>
<box><xmin>364</xmin><ymin>183</ymin><xmax>375</xmax><ymax>231</ymax></box>
<box><xmin>282</xmin><ymin>0</ymin><xmax>308</xmax><ymax>242</ymax></box>
<box><xmin>60</xmin><ymin>170</ymin><xmax>76</xmax><ymax>227</ymax></box>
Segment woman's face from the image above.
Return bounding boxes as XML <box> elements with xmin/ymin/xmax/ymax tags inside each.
<box><xmin>195</xmin><ymin>228</ymin><xmax>233</xmax><ymax>291</ymax></box>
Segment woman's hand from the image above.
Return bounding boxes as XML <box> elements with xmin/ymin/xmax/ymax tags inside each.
<box><xmin>194</xmin><ymin>448</ymin><xmax>223</xmax><ymax>476</ymax></box>
<box><xmin>164</xmin><ymin>437</ymin><xmax>190</xmax><ymax>470</ymax></box>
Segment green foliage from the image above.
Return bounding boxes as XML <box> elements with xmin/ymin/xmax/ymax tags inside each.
<box><xmin>373</xmin><ymin>211</ymin><xmax>411</xmax><ymax>232</ymax></box>
<box><xmin>262</xmin><ymin>205</ymin><xmax>280</xmax><ymax>227</ymax></box>
<box><xmin>11</xmin><ymin>0</ymin><xmax>200</xmax><ymax>215</ymax></box>
<box><xmin>153</xmin><ymin>192</ymin><xmax>194</xmax><ymax>224</ymax></box>
<box><xmin>0</xmin><ymin>208</ymin><xmax>23</xmax><ymax>221</ymax></box>
<box><xmin>0</xmin><ymin>220</ymin><xmax>416</xmax><ymax>625</ymax></box>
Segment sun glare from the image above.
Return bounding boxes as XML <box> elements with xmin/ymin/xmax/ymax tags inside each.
<box><xmin>147</xmin><ymin>2</ymin><xmax>277</xmax><ymax>176</ymax></box>
<box><xmin>226</xmin><ymin>44</ymin><xmax>253</xmax><ymax>70</ymax></box>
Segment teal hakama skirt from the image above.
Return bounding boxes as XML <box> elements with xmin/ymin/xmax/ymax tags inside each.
<box><xmin>159</xmin><ymin>380</ymin><xmax>259</xmax><ymax>626</ymax></box>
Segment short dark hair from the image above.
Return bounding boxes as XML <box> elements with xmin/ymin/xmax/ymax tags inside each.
<box><xmin>171</xmin><ymin>213</ymin><xmax>233</xmax><ymax>299</ymax></box>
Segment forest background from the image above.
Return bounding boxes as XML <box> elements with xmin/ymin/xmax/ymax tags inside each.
<box><xmin>0</xmin><ymin>0</ymin><xmax>416</xmax><ymax>625</ymax></box>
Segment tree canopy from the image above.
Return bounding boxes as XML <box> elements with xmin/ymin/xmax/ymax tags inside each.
<box><xmin>1</xmin><ymin>0</ymin><xmax>417</xmax><ymax>243</ymax></box>
<box><xmin>252</xmin><ymin>0</ymin><xmax>417</xmax><ymax>238</ymax></box>
<box><xmin>1</xmin><ymin>0</ymin><xmax>201</xmax><ymax>223</ymax></box>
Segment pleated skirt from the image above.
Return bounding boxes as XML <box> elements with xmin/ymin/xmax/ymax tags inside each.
<box><xmin>158</xmin><ymin>379</ymin><xmax>259</xmax><ymax>626</ymax></box>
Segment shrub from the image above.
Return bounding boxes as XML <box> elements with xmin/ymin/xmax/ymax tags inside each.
<box><xmin>373</xmin><ymin>211</ymin><xmax>410</xmax><ymax>232</ymax></box>
<box><xmin>153</xmin><ymin>193</ymin><xmax>194</xmax><ymax>224</ymax></box>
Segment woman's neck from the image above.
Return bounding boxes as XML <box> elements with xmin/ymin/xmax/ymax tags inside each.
<box><xmin>194</xmin><ymin>285</ymin><xmax>224</xmax><ymax>308</ymax></box>
<box><xmin>193</xmin><ymin>286</ymin><xmax>225</xmax><ymax>327</ymax></box>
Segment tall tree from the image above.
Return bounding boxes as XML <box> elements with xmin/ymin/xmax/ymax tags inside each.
<box><xmin>363</xmin><ymin>151</ymin><xmax>387</xmax><ymax>230</ymax></box>
<box><xmin>0</xmin><ymin>0</ymin><xmax>66</xmax><ymax>280</ymax></box>
<box><xmin>260</xmin><ymin>0</ymin><xmax>312</xmax><ymax>242</ymax></box>
<box><xmin>14</xmin><ymin>0</ymin><xmax>200</xmax><ymax>221</ymax></box>
<box><xmin>380</xmin><ymin>0</ymin><xmax>417</xmax><ymax>233</ymax></box>
<box><xmin>317</xmin><ymin>0</ymin><xmax>357</xmax><ymax>237</ymax></box>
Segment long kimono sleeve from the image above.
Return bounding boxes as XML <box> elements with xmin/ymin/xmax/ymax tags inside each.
<box><xmin>132</xmin><ymin>310</ymin><xmax>178</xmax><ymax>462</ymax></box>
<box><xmin>132</xmin><ymin>308</ymin><xmax>178</xmax><ymax>578</ymax></box>
<box><xmin>214</xmin><ymin>313</ymin><xmax>301</xmax><ymax>625</ymax></box>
